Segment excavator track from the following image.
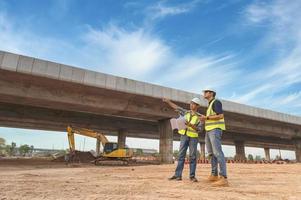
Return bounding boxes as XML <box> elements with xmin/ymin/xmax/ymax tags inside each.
<box><xmin>93</xmin><ymin>157</ymin><xmax>135</xmax><ymax>166</ymax></box>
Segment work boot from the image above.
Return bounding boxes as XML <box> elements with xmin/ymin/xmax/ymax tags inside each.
<box><xmin>211</xmin><ymin>176</ymin><xmax>229</xmax><ymax>187</ymax></box>
<box><xmin>168</xmin><ymin>175</ymin><xmax>182</xmax><ymax>181</ymax></box>
<box><xmin>190</xmin><ymin>177</ymin><xmax>198</xmax><ymax>182</ymax></box>
<box><xmin>207</xmin><ymin>175</ymin><xmax>219</xmax><ymax>182</ymax></box>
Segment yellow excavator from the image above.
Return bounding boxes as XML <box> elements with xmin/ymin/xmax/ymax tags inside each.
<box><xmin>67</xmin><ymin>125</ymin><xmax>133</xmax><ymax>165</ymax></box>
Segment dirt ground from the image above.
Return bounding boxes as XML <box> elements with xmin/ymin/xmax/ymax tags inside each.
<box><xmin>0</xmin><ymin>158</ymin><xmax>300</xmax><ymax>200</ymax></box>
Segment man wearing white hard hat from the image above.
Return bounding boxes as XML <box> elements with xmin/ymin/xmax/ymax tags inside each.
<box><xmin>163</xmin><ymin>97</ymin><xmax>202</xmax><ymax>182</ymax></box>
<box><xmin>199</xmin><ymin>89</ymin><xmax>228</xmax><ymax>187</ymax></box>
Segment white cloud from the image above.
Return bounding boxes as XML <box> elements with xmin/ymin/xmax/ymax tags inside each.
<box><xmin>273</xmin><ymin>92</ymin><xmax>301</xmax><ymax>106</ymax></box>
<box><xmin>83</xmin><ymin>25</ymin><xmax>171</xmax><ymax>79</ymax></box>
<box><xmin>156</xmin><ymin>54</ymin><xmax>240</xmax><ymax>93</ymax></box>
<box><xmin>245</xmin><ymin>2</ymin><xmax>270</xmax><ymax>24</ymax></box>
<box><xmin>235</xmin><ymin>84</ymin><xmax>273</xmax><ymax>104</ymax></box>
<box><xmin>147</xmin><ymin>0</ymin><xmax>200</xmax><ymax>20</ymax></box>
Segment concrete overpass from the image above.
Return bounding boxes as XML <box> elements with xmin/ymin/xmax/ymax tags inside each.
<box><xmin>0</xmin><ymin>50</ymin><xmax>301</xmax><ymax>163</ymax></box>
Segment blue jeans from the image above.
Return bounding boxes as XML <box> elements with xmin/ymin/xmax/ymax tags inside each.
<box><xmin>205</xmin><ymin>128</ymin><xmax>227</xmax><ymax>177</ymax></box>
<box><xmin>175</xmin><ymin>135</ymin><xmax>198</xmax><ymax>178</ymax></box>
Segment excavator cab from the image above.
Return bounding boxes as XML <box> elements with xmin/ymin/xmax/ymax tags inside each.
<box><xmin>102</xmin><ymin>142</ymin><xmax>132</xmax><ymax>158</ymax></box>
<box><xmin>103</xmin><ymin>143</ymin><xmax>131</xmax><ymax>154</ymax></box>
<box><xmin>104</xmin><ymin>142</ymin><xmax>119</xmax><ymax>154</ymax></box>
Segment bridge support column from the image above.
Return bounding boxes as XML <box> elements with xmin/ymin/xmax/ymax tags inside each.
<box><xmin>199</xmin><ymin>142</ymin><xmax>205</xmax><ymax>160</ymax></box>
<box><xmin>264</xmin><ymin>148</ymin><xmax>270</xmax><ymax>161</ymax></box>
<box><xmin>234</xmin><ymin>141</ymin><xmax>246</xmax><ymax>160</ymax></box>
<box><xmin>159</xmin><ymin>119</ymin><xmax>173</xmax><ymax>164</ymax></box>
<box><xmin>118</xmin><ymin>129</ymin><xmax>127</xmax><ymax>149</ymax></box>
<box><xmin>295</xmin><ymin>139</ymin><xmax>301</xmax><ymax>163</ymax></box>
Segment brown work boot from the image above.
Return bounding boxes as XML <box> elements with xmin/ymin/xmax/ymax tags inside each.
<box><xmin>211</xmin><ymin>176</ymin><xmax>229</xmax><ymax>187</ymax></box>
<box><xmin>207</xmin><ymin>175</ymin><xmax>219</xmax><ymax>182</ymax></box>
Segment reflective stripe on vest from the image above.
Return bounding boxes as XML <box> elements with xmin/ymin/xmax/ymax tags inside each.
<box><xmin>178</xmin><ymin>112</ymin><xmax>200</xmax><ymax>138</ymax></box>
<box><xmin>205</xmin><ymin>99</ymin><xmax>226</xmax><ymax>131</ymax></box>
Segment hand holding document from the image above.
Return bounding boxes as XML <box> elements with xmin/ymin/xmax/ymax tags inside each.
<box><xmin>170</xmin><ymin>116</ymin><xmax>187</xmax><ymax>130</ymax></box>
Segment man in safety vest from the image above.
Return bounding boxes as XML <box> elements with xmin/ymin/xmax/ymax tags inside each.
<box><xmin>199</xmin><ymin>89</ymin><xmax>228</xmax><ymax>187</ymax></box>
<box><xmin>163</xmin><ymin>97</ymin><xmax>202</xmax><ymax>182</ymax></box>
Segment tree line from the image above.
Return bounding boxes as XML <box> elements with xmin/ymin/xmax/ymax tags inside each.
<box><xmin>0</xmin><ymin>137</ymin><xmax>34</xmax><ymax>157</ymax></box>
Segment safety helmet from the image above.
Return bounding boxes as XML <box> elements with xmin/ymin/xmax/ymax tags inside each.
<box><xmin>191</xmin><ymin>97</ymin><xmax>201</xmax><ymax>105</ymax></box>
<box><xmin>202</xmin><ymin>88</ymin><xmax>216</xmax><ymax>93</ymax></box>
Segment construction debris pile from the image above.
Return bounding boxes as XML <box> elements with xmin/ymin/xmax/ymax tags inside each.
<box><xmin>52</xmin><ymin>151</ymin><xmax>95</xmax><ymax>163</ymax></box>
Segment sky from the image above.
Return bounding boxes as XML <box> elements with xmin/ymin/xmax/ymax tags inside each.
<box><xmin>0</xmin><ymin>0</ymin><xmax>300</xmax><ymax>159</ymax></box>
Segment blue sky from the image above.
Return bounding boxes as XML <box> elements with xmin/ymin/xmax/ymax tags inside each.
<box><xmin>0</xmin><ymin>0</ymin><xmax>300</xmax><ymax>158</ymax></box>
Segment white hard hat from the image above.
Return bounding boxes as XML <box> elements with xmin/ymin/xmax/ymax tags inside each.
<box><xmin>191</xmin><ymin>97</ymin><xmax>201</xmax><ymax>105</ymax></box>
<box><xmin>202</xmin><ymin>88</ymin><xmax>216</xmax><ymax>93</ymax></box>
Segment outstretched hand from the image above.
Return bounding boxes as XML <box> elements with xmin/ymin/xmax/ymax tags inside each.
<box><xmin>199</xmin><ymin>115</ymin><xmax>206</xmax><ymax>122</ymax></box>
<box><xmin>162</xmin><ymin>98</ymin><xmax>170</xmax><ymax>102</ymax></box>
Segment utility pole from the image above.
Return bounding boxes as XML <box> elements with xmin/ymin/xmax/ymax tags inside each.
<box><xmin>278</xmin><ymin>148</ymin><xmax>282</xmax><ymax>160</ymax></box>
<box><xmin>83</xmin><ymin>138</ymin><xmax>86</xmax><ymax>151</ymax></box>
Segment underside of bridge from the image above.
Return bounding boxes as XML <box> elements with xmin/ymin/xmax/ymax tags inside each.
<box><xmin>0</xmin><ymin>100</ymin><xmax>298</xmax><ymax>162</ymax></box>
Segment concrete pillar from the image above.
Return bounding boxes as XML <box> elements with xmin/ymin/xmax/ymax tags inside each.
<box><xmin>159</xmin><ymin>119</ymin><xmax>173</xmax><ymax>164</ymax></box>
<box><xmin>264</xmin><ymin>147</ymin><xmax>270</xmax><ymax>161</ymax></box>
<box><xmin>234</xmin><ymin>141</ymin><xmax>246</xmax><ymax>160</ymax></box>
<box><xmin>199</xmin><ymin>142</ymin><xmax>205</xmax><ymax>160</ymax></box>
<box><xmin>295</xmin><ymin>139</ymin><xmax>301</xmax><ymax>163</ymax></box>
<box><xmin>118</xmin><ymin>129</ymin><xmax>127</xmax><ymax>149</ymax></box>
<box><xmin>96</xmin><ymin>139</ymin><xmax>100</xmax><ymax>157</ymax></box>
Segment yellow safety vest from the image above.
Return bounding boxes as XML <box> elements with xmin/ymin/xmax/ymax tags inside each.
<box><xmin>178</xmin><ymin>112</ymin><xmax>200</xmax><ymax>138</ymax></box>
<box><xmin>205</xmin><ymin>99</ymin><xmax>226</xmax><ymax>131</ymax></box>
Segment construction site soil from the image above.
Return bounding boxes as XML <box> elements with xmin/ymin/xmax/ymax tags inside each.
<box><xmin>0</xmin><ymin>158</ymin><xmax>300</xmax><ymax>200</ymax></box>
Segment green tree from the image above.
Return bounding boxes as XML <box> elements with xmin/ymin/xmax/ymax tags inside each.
<box><xmin>135</xmin><ymin>149</ymin><xmax>143</xmax><ymax>156</ymax></box>
<box><xmin>0</xmin><ymin>137</ymin><xmax>5</xmax><ymax>146</ymax></box>
<box><xmin>255</xmin><ymin>155</ymin><xmax>262</xmax><ymax>161</ymax></box>
<box><xmin>30</xmin><ymin>145</ymin><xmax>34</xmax><ymax>155</ymax></box>
<box><xmin>19</xmin><ymin>144</ymin><xmax>31</xmax><ymax>156</ymax></box>
<box><xmin>248</xmin><ymin>154</ymin><xmax>254</xmax><ymax>161</ymax></box>
<box><xmin>0</xmin><ymin>137</ymin><xmax>6</xmax><ymax>156</ymax></box>
<box><xmin>275</xmin><ymin>155</ymin><xmax>282</xmax><ymax>160</ymax></box>
<box><xmin>6</xmin><ymin>142</ymin><xmax>17</xmax><ymax>156</ymax></box>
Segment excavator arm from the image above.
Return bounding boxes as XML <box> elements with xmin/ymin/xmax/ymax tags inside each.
<box><xmin>67</xmin><ymin>127</ymin><xmax>76</xmax><ymax>152</ymax></box>
<box><xmin>67</xmin><ymin>125</ymin><xmax>109</xmax><ymax>152</ymax></box>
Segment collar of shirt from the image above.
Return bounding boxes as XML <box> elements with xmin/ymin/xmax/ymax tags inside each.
<box><xmin>208</xmin><ymin>98</ymin><xmax>216</xmax><ymax>105</ymax></box>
